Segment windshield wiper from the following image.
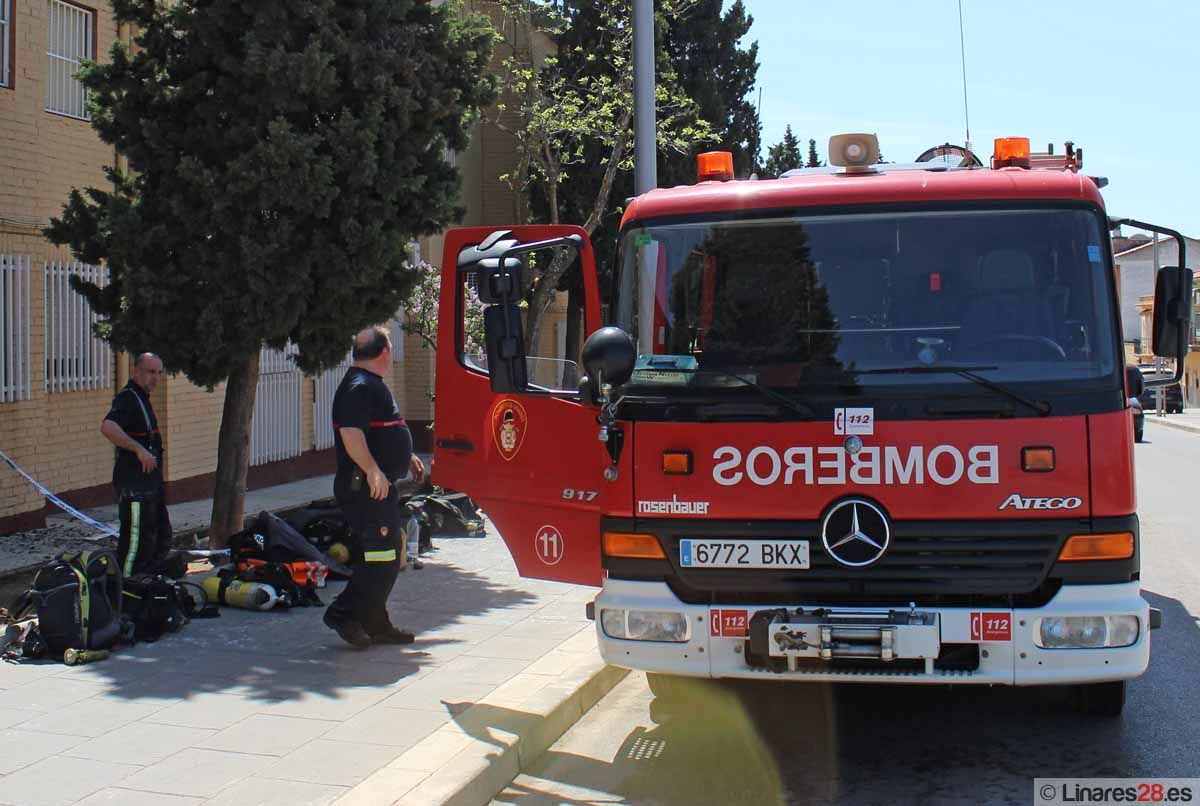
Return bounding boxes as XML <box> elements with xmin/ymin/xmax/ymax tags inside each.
<box><xmin>858</xmin><ymin>364</ymin><xmax>1052</xmax><ymax>416</ymax></box>
<box><xmin>661</xmin><ymin>368</ymin><xmax>817</xmax><ymax>419</ymax></box>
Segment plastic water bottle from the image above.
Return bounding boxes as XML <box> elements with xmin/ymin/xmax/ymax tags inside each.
<box><xmin>406</xmin><ymin>513</ymin><xmax>422</xmax><ymax>570</ymax></box>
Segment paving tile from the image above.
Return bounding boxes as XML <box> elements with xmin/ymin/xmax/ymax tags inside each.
<box><xmin>118</xmin><ymin>747</ymin><xmax>272</xmax><ymax>798</ymax></box>
<box><xmin>143</xmin><ymin>692</ymin><xmax>271</xmax><ymax>730</ymax></box>
<box><xmin>386</xmin><ymin>727</ymin><xmax>475</xmax><ymax>772</ymax></box>
<box><xmin>332</xmin><ymin>767</ymin><xmax>429</xmax><ymax>805</ymax></box>
<box><xmin>379</xmin><ymin>677</ymin><xmax>494</xmax><ymax>713</ymax></box>
<box><xmin>204</xmin><ymin>776</ymin><xmax>347</xmax><ymax>806</ymax></box>
<box><xmin>437</xmin><ymin>655</ymin><xmax>533</xmax><ymax>685</ymax></box>
<box><xmin>0</xmin><ymin>678</ymin><xmax>107</xmax><ymax>712</ymax></box>
<box><xmin>521</xmin><ymin>650</ymin><xmax>587</xmax><ymax>678</ymax></box>
<box><xmin>469</xmin><ymin>634</ymin><xmax>563</xmax><ymax>662</ymax></box>
<box><xmin>260</xmin><ymin>739</ymin><xmax>404</xmax><ymax>787</ymax></box>
<box><xmin>255</xmin><ymin>690</ymin><xmax>390</xmax><ymax>722</ymax></box>
<box><xmin>64</xmin><ymin>721</ymin><xmax>212</xmax><ymax>765</ymax></box>
<box><xmin>321</xmin><ymin>706</ymin><xmax>449</xmax><ymax>747</ymax></box>
<box><xmin>0</xmin><ymin>662</ymin><xmax>66</xmax><ymax>689</ymax></box>
<box><xmin>0</xmin><ymin>755</ymin><xmax>140</xmax><ymax>806</ymax></box>
<box><xmin>499</xmin><ymin>619</ymin><xmax>589</xmax><ymax>641</ymax></box>
<box><xmin>0</xmin><ymin>707</ymin><xmax>38</xmax><ymax>729</ymax></box>
<box><xmin>0</xmin><ymin>728</ymin><xmax>87</xmax><ymax>775</ymax></box>
<box><xmin>75</xmin><ymin>789</ymin><xmax>203</xmax><ymax>806</ymax></box>
<box><xmin>197</xmin><ymin>714</ymin><xmax>338</xmax><ymax>757</ymax></box>
<box><xmin>17</xmin><ymin>697</ymin><xmax>168</xmax><ymax>738</ymax></box>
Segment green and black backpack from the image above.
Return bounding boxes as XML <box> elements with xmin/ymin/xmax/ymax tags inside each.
<box><xmin>21</xmin><ymin>551</ymin><xmax>124</xmax><ymax>656</ymax></box>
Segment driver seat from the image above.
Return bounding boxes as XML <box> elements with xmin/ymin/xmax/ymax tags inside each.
<box><xmin>957</xmin><ymin>249</ymin><xmax>1056</xmax><ymax>359</ymax></box>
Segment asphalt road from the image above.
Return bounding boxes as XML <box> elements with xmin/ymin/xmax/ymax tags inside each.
<box><xmin>495</xmin><ymin>419</ymin><xmax>1200</xmax><ymax>806</ymax></box>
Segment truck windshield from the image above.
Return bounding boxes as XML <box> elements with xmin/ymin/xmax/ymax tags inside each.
<box><xmin>613</xmin><ymin>208</ymin><xmax>1119</xmax><ymax>394</ymax></box>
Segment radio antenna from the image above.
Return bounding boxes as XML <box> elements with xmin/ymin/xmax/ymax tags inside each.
<box><xmin>958</xmin><ymin>0</ymin><xmax>972</xmax><ymax>154</ymax></box>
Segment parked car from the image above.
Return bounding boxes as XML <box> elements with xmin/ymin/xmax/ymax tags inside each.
<box><xmin>1137</xmin><ymin>383</ymin><xmax>1183</xmax><ymax>414</ymax></box>
<box><xmin>1130</xmin><ymin>396</ymin><xmax>1144</xmax><ymax>442</ymax></box>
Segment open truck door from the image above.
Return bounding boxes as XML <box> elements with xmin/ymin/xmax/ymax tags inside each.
<box><xmin>431</xmin><ymin>226</ymin><xmax>626</xmax><ymax>586</ymax></box>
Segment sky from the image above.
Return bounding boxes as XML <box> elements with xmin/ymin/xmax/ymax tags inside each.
<box><xmin>734</xmin><ymin>0</ymin><xmax>1199</xmax><ymax>238</ymax></box>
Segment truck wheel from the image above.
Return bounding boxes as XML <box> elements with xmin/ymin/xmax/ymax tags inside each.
<box><xmin>1074</xmin><ymin>681</ymin><xmax>1125</xmax><ymax>717</ymax></box>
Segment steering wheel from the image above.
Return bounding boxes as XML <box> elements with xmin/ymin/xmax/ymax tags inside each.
<box><xmin>964</xmin><ymin>333</ymin><xmax>1066</xmax><ymax>360</ymax></box>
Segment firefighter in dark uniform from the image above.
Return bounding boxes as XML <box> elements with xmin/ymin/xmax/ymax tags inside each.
<box><xmin>100</xmin><ymin>352</ymin><xmax>171</xmax><ymax>577</ymax></box>
<box><xmin>323</xmin><ymin>325</ymin><xmax>425</xmax><ymax>648</ymax></box>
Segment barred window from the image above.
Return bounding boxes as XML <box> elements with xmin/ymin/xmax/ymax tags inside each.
<box><xmin>45</xmin><ymin>0</ymin><xmax>94</xmax><ymax>119</ymax></box>
<box><xmin>0</xmin><ymin>255</ymin><xmax>32</xmax><ymax>403</ymax></box>
<box><xmin>44</xmin><ymin>260</ymin><xmax>111</xmax><ymax>392</ymax></box>
<box><xmin>1</xmin><ymin>0</ymin><xmax>12</xmax><ymax>89</ymax></box>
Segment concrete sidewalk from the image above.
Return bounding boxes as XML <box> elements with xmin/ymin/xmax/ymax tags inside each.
<box><xmin>1145</xmin><ymin>411</ymin><xmax>1200</xmax><ymax>435</ymax></box>
<box><xmin>0</xmin><ymin>475</ymin><xmax>623</xmax><ymax>806</ymax></box>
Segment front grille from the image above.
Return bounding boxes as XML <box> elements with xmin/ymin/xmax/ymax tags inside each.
<box><xmin>653</xmin><ymin>521</ymin><xmax>1073</xmax><ymax>606</ymax></box>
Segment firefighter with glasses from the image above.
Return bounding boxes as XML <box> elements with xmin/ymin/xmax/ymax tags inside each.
<box><xmin>101</xmin><ymin>352</ymin><xmax>171</xmax><ymax>576</ymax></box>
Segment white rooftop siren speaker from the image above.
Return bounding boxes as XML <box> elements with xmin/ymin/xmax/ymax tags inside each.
<box><xmin>828</xmin><ymin>133</ymin><xmax>880</xmax><ymax>171</ymax></box>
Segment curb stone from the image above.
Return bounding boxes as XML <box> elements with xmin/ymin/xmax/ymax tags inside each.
<box><xmin>337</xmin><ymin>659</ymin><xmax>630</xmax><ymax>806</ymax></box>
<box><xmin>1144</xmin><ymin>416</ymin><xmax>1200</xmax><ymax>436</ymax></box>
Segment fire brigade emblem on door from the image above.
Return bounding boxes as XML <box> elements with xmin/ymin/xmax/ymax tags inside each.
<box><xmin>491</xmin><ymin>398</ymin><xmax>528</xmax><ymax>461</ymax></box>
<box><xmin>820</xmin><ymin>498</ymin><xmax>891</xmax><ymax>567</ymax></box>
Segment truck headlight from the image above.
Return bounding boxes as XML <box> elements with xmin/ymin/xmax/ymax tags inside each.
<box><xmin>1035</xmin><ymin>615</ymin><xmax>1140</xmax><ymax>648</ymax></box>
<box><xmin>600</xmin><ymin>608</ymin><xmax>690</xmax><ymax>643</ymax></box>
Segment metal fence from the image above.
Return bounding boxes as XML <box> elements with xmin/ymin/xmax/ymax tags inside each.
<box><xmin>251</xmin><ymin>343</ymin><xmax>302</xmax><ymax>466</ymax></box>
<box><xmin>313</xmin><ymin>352</ymin><xmax>352</xmax><ymax>450</ymax></box>
<box><xmin>0</xmin><ymin>255</ymin><xmax>32</xmax><ymax>403</ymax></box>
<box><xmin>44</xmin><ymin>260</ymin><xmax>111</xmax><ymax>393</ymax></box>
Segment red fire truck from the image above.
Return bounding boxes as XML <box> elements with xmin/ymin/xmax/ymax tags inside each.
<box><xmin>433</xmin><ymin>134</ymin><xmax>1189</xmax><ymax>716</ymax></box>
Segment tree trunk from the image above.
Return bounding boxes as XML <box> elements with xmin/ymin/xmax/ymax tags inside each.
<box><xmin>208</xmin><ymin>351</ymin><xmax>261</xmax><ymax>548</ymax></box>
<box><xmin>525</xmin><ymin>110</ymin><xmax>633</xmax><ymax>353</ymax></box>
<box><xmin>562</xmin><ymin>281</ymin><xmax>583</xmax><ymax>388</ymax></box>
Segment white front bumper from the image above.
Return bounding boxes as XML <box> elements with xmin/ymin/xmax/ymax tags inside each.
<box><xmin>594</xmin><ymin>579</ymin><xmax>1150</xmax><ymax>685</ymax></box>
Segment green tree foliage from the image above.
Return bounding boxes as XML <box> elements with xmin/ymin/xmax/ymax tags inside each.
<box><xmin>658</xmin><ymin>0</ymin><xmax>761</xmax><ymax>185</ymax></box>
<box><xmin>806</xmin><ymin>138</ymin><xmax>823</xmax><ymax>168</ymax></box>
<box><xmin>763</xmin><ymin>125</ymin><xmax>803</xmax><ymax>177</ymax></box>
<box><xmin>45</xmin><ymin>0</ymin><xmax>496</xmax><ymax>541</ymax></box>
<box><xmin>494</xmin><ymin>0</ymin><xmax>714</xmax><ymax>355</ymax></box>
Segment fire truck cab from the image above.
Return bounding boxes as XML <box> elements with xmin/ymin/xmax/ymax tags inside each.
<box><xmin>433</xmin><ymin>134</ymin><xmax>1190</xmax><ymax>716</ymax></box>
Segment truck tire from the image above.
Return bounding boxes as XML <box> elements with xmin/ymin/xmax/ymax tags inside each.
<box><xmin>1074</xmin><ymin>681</ymin><xmax>1125</xmax><ymax>717</ymax></box>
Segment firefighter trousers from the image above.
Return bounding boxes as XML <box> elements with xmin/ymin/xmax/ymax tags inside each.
<box><xmin>116</xmin><ymin>485</ymin><xmax>172</xmax><ymax>577</ymax></box>
<box><xmin>329</xmin><ymin>482</ymin><xmax>401</xmax><ymax>635</ymax></box>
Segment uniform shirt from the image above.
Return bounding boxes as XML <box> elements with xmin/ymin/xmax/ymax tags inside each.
<box><xmin>104</xmin><ymin>380</ymin><xmax>163</xmax><ymax>489</ymax></box>
<box><xmin>331</xmin><ymin>367</ymin><xmax>413</xmax><ymax>483</ymax></box>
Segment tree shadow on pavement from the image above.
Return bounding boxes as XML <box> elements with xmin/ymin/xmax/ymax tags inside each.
<box><xmin>39</xmin><ymin>559</ymin><xmax>539</xmax><ymax>704</ymax></box>
<box><xmin>486</xmin><ymin>590</ymin><xmax>1198</xmax><ymax>806</ymax></box>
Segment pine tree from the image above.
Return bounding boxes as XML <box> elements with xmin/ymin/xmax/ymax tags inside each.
<box><xmin>763</xmin><ymin>125</ymin><xmax>803</xmax><ymax>177</ymax></box>
<box><xmin>45</xmin><ymin>0</ymin><xmax>496</xmax><ymax>543</ymax></box>
<box><xmin>806</xmin><ymin>138</ymin><xmax>823</xmax><ymax>168</ymax></box>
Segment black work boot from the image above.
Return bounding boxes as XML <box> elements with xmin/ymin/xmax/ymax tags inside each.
<box><xmin>323</xmin><ymin>608</ymin><xmax>372</xmax><ymax>649</ymax></box>
<box><xmin>368</xmin><ymin>624</ymin><xmax>415</xmax><ymax>645</ymax></box>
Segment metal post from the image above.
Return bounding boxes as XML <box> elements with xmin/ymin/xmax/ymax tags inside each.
<box><xmin>632</xmin><ymin>0</ymin><xmax>657</xmax><ymax>196</ymax></box>
<box><xmin>1154</xmin><ymin>233</ymin><xmax>1166</xmax><ymax>416</ymax></box>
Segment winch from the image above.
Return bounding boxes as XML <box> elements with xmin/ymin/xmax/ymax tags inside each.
<box><xmin>745</xmin><ymin>605</ymin><xmax>941</xmax><ymax>673</ymax></box>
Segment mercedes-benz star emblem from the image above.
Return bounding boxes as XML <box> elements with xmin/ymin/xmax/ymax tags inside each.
<box><xmin>820</xmin><ymin>499</ymin><xmax>890</xmax><ymax>567</ymax></box>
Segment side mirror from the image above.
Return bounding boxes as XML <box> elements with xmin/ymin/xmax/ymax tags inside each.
<box><xmin>581</xmin><ymin>327</ymin><xmax>637</xmax><ymax>396</ymax></box>
<box><xmin>484</xmin><ymin>304</ymin><xmax>527</xmax><ymax>393</ymax></box>
<box><xmin>475</xmin><ymin>257</ymin><xmax>526</xmax><ymax>304</ymax></box>
<box><xmin>1152</xmin><ymin>266</ymin><xmax>1192</xmax><ymax>360</ymax></box>
<box><xmin>1125</xmin><ymin>365</ymin><xmax>1144</xmax><ymax>399</ymax></box>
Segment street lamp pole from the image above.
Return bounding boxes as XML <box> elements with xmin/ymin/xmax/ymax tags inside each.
<box><xmin>632</xmin><ymin>0</ymin><xmax>656</xmax><ymax>196</ymax></box>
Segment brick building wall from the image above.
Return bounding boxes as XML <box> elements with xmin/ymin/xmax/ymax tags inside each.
<box><xmin>0</xmin><ymin>2</ymin><xmax>122</xmax><ymax>529</ymax></box>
